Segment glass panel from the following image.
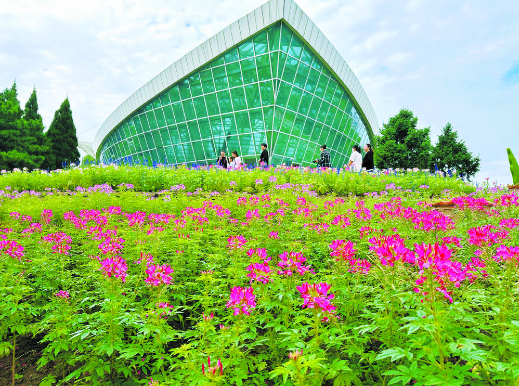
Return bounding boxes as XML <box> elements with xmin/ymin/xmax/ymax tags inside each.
<box><xmin>174</xmin><ymin>144</ymin><xmax>185</xmax><ymax>163</ymax></box>
<box><xmin>259</xmin><ymin>81</ymin><xmax>274</xmax><ymax>106</ymax></box>
<box><xmin>128</xmin><ymin>119</ymin><xmax>137</xmax><ymax>136</ymax></box>
<box><xmin>285</xmin><ymin>136</ymin><xmax>298</xmax><ymax>158</ymax></box>
<box><xmin>305</xmin><ymin>68</ymin><xmax>320</xmax><ymax>93</ymax></box>
<box><xmin>280</xmin><ymin>25</ymin><xmax>292</xmax><ymax>53</ymax></box>
<box><xmin>182</xmin><ymin>99</ymin><xmax>196</xmax><ymax>121</ymax></box>
<box><xmin>144</xmin><ymin>103</ymin><xmax>153</xmax><ymax>112</ymax></box>
<box><xmin>294</xmin><ymin>63</ymin><xmax>310</xmax><ymax>89</ymax></box>
<box><xmin>241</xmin><ymin>58</ymin><xmax>257</xmax><ymax>84</ymax></box>
<box><xmin>276</xmin><ymin>133</ymin><xmax>289</xmax><ymax>156</ymax></box>
<box><xmin>227</xmin><ymin>136</ymin><xmax>240</xmax><ymax>155</ymax></box>
<box><xmin>256</xmin><ymin>54</ymin><xmax>272</xmax><ymax>81</ymax></box>
<box><xmin>231</xmin><ymin>86</ymin><xmax>247</xmax><ymax>111</ymax></box>
<box><xmin>179</xmin><ymin>80</ymin><xmax>191</xmax><ymax>100</ymax></box>
<box><xmin>325</xmin><ymin>106</ymin><xmax>337</xmax><ymax>126</ymax></box>
<box><xmin>302</xmin><ymin>119</ymin><xmax>314</xmax><ymax>140</ymax></box>
<box><xmin>188</xmin><ymin>121</ymin><xmax>201</xmax><ymax>141</ymax></box>
<box><xmin>193</xmin><ymin>96</ymin><xmax>208</xmax><ymax>118</ymax></box>
<box><xmin>282</xmin><ymin>57</ymin><xmax>298</xmax><ymax>83</ymax></box>
<box><xmin>160</xmin><ymin>127</ymin><xmax>172</xmax><ymax>146</ymax></box>
<box><xmin>253</xmin><ymin>30</ymin><xmax>268</xmax><ymax>55</ymax></box>
<box><xmin>298</xmin><ymin>91</ymin><xmax>312</xmax><ymax>115</ymax></box>
<box><xmin>226</xmin><ymin>62</ymin><xmax>243</xmax><ymax>87</ymax></box>
<box><xmin>178</xmin><ymin>123</ymin><xmax>190</xmax><ymax>142</ymax></box>
<box><xmin>333</xmin><ymin>111</ymin><xmax>344</xmax><ymax>129</ymax></box>
<box><xmin>235</xmin><ymin>111</ymin><xmax>251</xmax><ymax>134</ymax></box>
<box><xmin>249</xmin><ymin>109</ymin><xmax>264</xmax><ymax>131</ymax></box>
<box><xmin>276</xmin><ymin>81</ymin><xmax>291</xmax><ymax>108</ymax></box>
<box><xmin>183</xmin><ymin>142</ymin><xmax>195</xmax><ymax>162</ymax></box>
<box><xmin>332</xmin><ymin>87</ymin><xmax>342</xmax><ymax>107</ymax></box>
<box><xmin>238</xmin><ymin>39</ymin><xmax>255</xmax><ymax>58</ymax></box>
<box><xmin>311</xmin><ymin>56</ymin><xmax>323</xmax><ymax>71</ymax></box>
<box><xmin>205</xmin><ymin>93</ymin><xmax>219</xmax><ymax>116</ymax></box>
<box><xmin>202</xmin><ymin>139</ymin><xmax>215</xmax><ymax>159</ymax></box>
<box><xmin>163</xmin><ymin>105</ymin><xmax>175</xmax><ymax>125</ymax></box>
<box><xmin>217</xmin><ymin>90</ymin><xmax>232</xmax><ymax>114</ymax></box>
<box><xmin>274</xmin><ymin>107</ymin><xmax>284</xmax><ymax>131</ymax></box>
<box><xmin>211</xmin><ymin>55</ymin><xmax>225</xmax><ymax>67</ymax></box>
<box><xmin>287</xmin><ymin>86</ymin><xmax>302</xmax><ymax>112</ymax></box>
<box><xmin>222</xmin><ymin>114</ymin><xmax>237</xmax><ymax>136</ymax></box>
<box><xmin>288</xmin><ymin>34</ymin><xmax>303</xmax><ymax>59</ymax></box>
<box><xmin>224</xmin><ymin>48</ymin><xmax>239</xmax><ymax>63</ymax></box>
<box><xmin>315</xmin><ymin>76</ymin><xmax>329</xmax><ymax>99</ymax></box>
<box><xmin>188</xmin><ymin>74</ymin><xmax>203</xmax><ymax>97</ymax></box>
<box><xmin>317</xmin><ymin>102</ymin><xmax>330</xmax><ymax>122</ymax></box>
<box><xmin>139</xmin><ymin>115</ymin><xmax>150</xmax><ymax>132</ymax></box>
<box><xmin>152</xmin><ymin>130</ymin><xmax>162</xmax><ymax>147</ymax></box>
<box><xmin>268</xmin><ymin>23</ymin><xmax>280</xmax><ymax>51</ymax></box>
<box><xmin>308</xmin><ymin>96</ymin><xmax>321</xmax><ymax>120</ymax></box>
<box><xmin>155</xmin><ymin>109</ymin><xmax>166</xmax><ymax>128</ymax></box>
<box><xmin>281</xmin><ymin>110</ymin><xmax>295</xmax><ymax>134</ymax></box>
<box><xmin>157</xmin><ymin>147</ymin><xmax>166</xmax><ymax>162</ymax></box>
<box><xmin>270</xmin><ymin>52</ymin><xmax>279</xmax><ymax>79</ymax></box>
<box><xmin>300</xmin><ymin>46</ymin><xmax>313</xmax><ymax>66</ymax></box>
<box><xmin>159</xmin><ymin>93</ymin><xmax>171</xmax><ymax>106</ymax></box>
<box><xmin>192</xmin><ymin>141</ymin><xmax>204</xmax><ymax>160</ymax></box>
<box><xmin>318</xmin><ymin>125</ymin><xmax>330</xmax><ymax>144</ymax></box>
<box><xmin>244</xmin><ymin>83</ymin><xmax>261</xmax><ymax>109</ymax></box>
<box><xmin>138</xmin><ymin>134</ymin><xmax>148</xmax><ymax>151</ymax></box>
<box><xmin>291</xmin><ymin>114</ymin><xmax>305</xmax><ymax>137</ymax></box>
<box><xmin>198</xmin><ymin>118</ymin><xmax>212</xmax><ymax>140</ymax></box>
<box><xmin>324</xmin><ymin>80</ymin><xmax>337</xmax><ymax>103</ymax></box>
<box><xmin>165</xmin><ymin>146</ymin><xmax>176</xmax><ymax>163</ymax></box>
<box><xmin>213</xmin><ymin>66</ymin><xmax>229</xmax><ymax>91</ymax></box>
<box><xmin>210</xmin><ymin>116</ymin><xmax>224</xmax><ymax>137</ymax></box>
<box><xmin>311</xmin><ymin>122</ymin><xmax>322</xmax><ymax>143</ymax></box>
<box><xmin>168</xmin><ymin>86</ymin><xmax>181</xmax><ymax>103</ymax></box>
<box><xmin>294</xmin><ymin>139</ymin><xmax>307</xmax><ymax>163</ymax></box>
<box><xmin>263</xmin><ymin>107</ymin><xmax>273</xmax><ymax>131</ymax></box>
<box><xmin>213</xmin><ymin>137</ymin><xmax>227</xmax><ymax>154</ymax></box>
<box><xmin>239</xmin><ymin>134</ymin><xmax>255</xmax><ymax>156</ymax></box>
<box><xmin>172</xmin><ymin>102</ymin><xmax>185</xmax><ymax>123</ymax></box>
<box><xmin>201</xmin><ymin>70</ymin><xmax>215</xmax><ymax>93</ymax></box>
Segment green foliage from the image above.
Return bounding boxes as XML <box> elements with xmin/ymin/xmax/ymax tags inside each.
<box><xmin>81</xmin><ymin>155</ymin><xmax>96</xmax><ymax>167</ymax></box>
<box><xmin>0</xmin><ymin>82</ymin><xmax>46</xmax><ymax>170</ymax></box>
<box><xmin>507</xmin><ymin>148</ymin><xmax>519</xmax><ymax>185</ymax></box>
<box><xmin>431</xmin><ymin>123</ymin><xmax>480</xmax><ymax>178</ymax></box>
<box><xmin>44</xmin><ymin>98</ymin><xmax>80</xmax><ymax>170</ymax></box>
<box><xmin>375</xmin><ymin>109</ymin><xmax>432</xmax><ymax>170</ymax></box>
<box><xmin>0</xmin><ymin>185</ymin><xmax>517</xmax><ymax>385</ymax></box>
<box><xmin>23</xmin><ymin>87</ymin><xmax>42</xmax><ymax>122</ymax></box>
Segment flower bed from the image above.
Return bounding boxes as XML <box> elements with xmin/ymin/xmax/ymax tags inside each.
<box><xmin>0</xmin><ymin>185</ymin><xmax>518</xmax><ymax>385</ymax></box>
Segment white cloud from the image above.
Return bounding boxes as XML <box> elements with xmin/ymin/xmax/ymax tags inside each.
<box><xmin>1</xmin><ymin>0</ymin><xmax>518</xmax><ymax>183</ymax></box>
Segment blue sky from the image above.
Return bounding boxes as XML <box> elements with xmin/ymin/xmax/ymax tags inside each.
<box><xmin>1</xmin><ymin>0</ymin><xmax>518</xmax><ymax>183</ymax></box>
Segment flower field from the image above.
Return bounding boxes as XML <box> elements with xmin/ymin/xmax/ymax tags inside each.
<box><xmin>0</xmin><ymin>170</ymin><xmax>518</xmax><ymax>385</ymax></box>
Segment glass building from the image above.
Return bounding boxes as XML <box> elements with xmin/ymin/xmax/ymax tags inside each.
<box><xmin>94</xmin><ymin>0</ymin><xmax>378</xmax><ymax>167</ymax></box>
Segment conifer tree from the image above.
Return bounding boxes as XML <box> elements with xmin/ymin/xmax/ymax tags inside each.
<box><xmin>24</xmin><ymin>87</ymin><xmax>42</xmax><ymax>122</ymax></box>
<box><xmin>45</xmin><ymin>98</ymin><xmax>80</xmax><ymax>169</ymax></box>
<box><xmin>0</xmin><ymin>81</ymin><xmax>45</xmax><ymax>170</ymax></box>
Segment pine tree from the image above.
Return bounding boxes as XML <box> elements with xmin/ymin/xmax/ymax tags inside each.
<box><xmin>0</xmin><ymin>81</ymin><xmax>45</xmax><ymax>170</ymax></box>
<box><xmin>22</xmin><ymin>87</ymin><xmax>50</xmax><ymax>169</ymax></box>
<box><xmin>374</xmin><ymin>109</ymin><xmax>432</xmax><ymax>170</ymax></box>
<box><xmin>430</xmin><ymin>123</ymin><xmax>480</xmax><ymax>178</ymax></box>
<box><xmin>45</xmin><ymin>98</ymin><xmax>80</xmax><ymax>169</ymax></box>
<box><xmin>24</xmin><ymin>87</ymin><xmax>42</xmax><ymax>121</ymax></box>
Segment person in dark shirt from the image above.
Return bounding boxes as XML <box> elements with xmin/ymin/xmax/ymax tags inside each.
<box><xmin>259</xmin><ymin>143</ymin><xmax>269</xmax><ymax>166</ymax></box>
<box><xmin>216</xmin><ymin>151</ymin><xmax>228</xmax><ymax>169</ymax></box>
<box><xmin>314</xmin><ymin>144</ymin><xmax>331</xmax><ymax>168</ymax></box>
<box><xmin>362</xmin><ymin>144</ymin><xmax>374</xmax><ymax>170</ymax></box>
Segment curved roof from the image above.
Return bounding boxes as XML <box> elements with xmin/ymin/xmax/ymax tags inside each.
<box><xmin>94</xmin><ymin>0</ymin><xmax>378</xmax><ymax>155</ymax></box>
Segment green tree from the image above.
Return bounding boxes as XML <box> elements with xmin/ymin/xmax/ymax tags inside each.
<box><xmin>430</xmin><ymin>123</ymin><xmax>480</xmax><ymax>178</ymax></box>
<box><xmin>23</xmin><ymin>86</ymin><xmax>42</xmax><ymax>121</ymax></box>
<box><xmin>81</xmin><ymin>155</ymin><xmax>96</xmax><ymax>166</ymax></box>
<box><xmin>44</xmin><ymin>98</ymin><xmax>80</xmax><ymax>169</ymax></box>
<box><xmin>374</xmin><ymin>109</ymin><xmax>432</xmax><ymax>170</ymax></box>
<box><xmin>22</xmin><ymin>87</ymin><xmax>50</xmax><ymax>169</ymax></box>
<box><xmin>0</xmin><ymin>82</ymin><xmax>45</xmax><ymax>170</ymax></box>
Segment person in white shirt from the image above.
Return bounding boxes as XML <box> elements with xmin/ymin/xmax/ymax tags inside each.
<box><xmin>231</xmin><ymin>151</ymin><xmax>242</xmax><ymax>169</ymax></box>
<box><xmin>347</xmin><ymin>145</ymin><xmax>362</xmax><ymax>172</ymax></box>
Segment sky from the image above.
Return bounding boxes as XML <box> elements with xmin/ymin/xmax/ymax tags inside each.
<box><xmin>1</xmin><ymin>0</ymin><xmax>518</xmax><ymax>184</ymax></box>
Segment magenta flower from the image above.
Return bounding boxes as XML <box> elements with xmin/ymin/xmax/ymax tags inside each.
<box><xmin>42</xmin><ymin>232</ymin><xmax>72</xmax><ymax>255</ymax></box>
<box><xmin>441</xmin><ymin>236</ymin><xmax>462</xmax><ymax>248</ymax></box>
<box><xmin>100</xmin><ymin>256</ymin><xmax>128</xmax><ymax>282</ymax></box>
<box><xmin>468</xmin><ymin>225</ymin><xmax>509</xmax><ymax>246</ymax></box>
<box><xmin>268</xmin><ymin>231</ymin><xmax>279</xmax><ymax>239</ymax></box>
<box><xmin>227</xmin><ymin>235</ymin><xmax>247</xmax><ymax>249</ymax></box>
<box><xmin>145</xmin><ymin>264</ymin><xmax>174</xmax><ymax>286</ymax></box>
<box><xmin>202</xmin><ymin>312</ymin><xmax>214</xmax><ymax>322</ymax></box>
<box><xmin>202</xmin><ymin>356</ymin><xmax>223</xmax><ymax>378</ymax></box>
<box><xmin>296</xmin><ymin>282</ymin><xmax>337</xmax><ymax>317</ymax></box>
<box><xmin>226</xmin><ymin>286</ymin><xmax>256</xmax><ymax>316</ymax></box>
<box><xmin>277</xmin><ymin>251</ymin><xmax>314</xmax><ymax>276</ymax></box>
<box><xmin>493</xmin><ymin>245</ymin><xmax>519</xmax><ymax>263</ymax></box>
<box><xmin>246</xmin><ymin>248</ymin><xmax>270</xmax><ymax>262</ymax></box>
<box><xmin>288</xmin><ymin>350</ymin><xmax>303</xmax><ymax>361</ymax></box>
<box><xmin>368</xmin><ymin>234</ymin><xmax>415</xmax><ymax>266</ymax></box>
<box><xmin>41</xmin><ymin>209</ymin><xmax>53</xmax><ymax>224</ymax></box>
<box><xmin>0</xmin><ymin>239</ymin><xmax>25</xmax><ymax>260</ymax></box>
<box><xmin>246</xmin><ymin>262</ymin><xmax>272</xmax><ymax>284</ymax></box>
<box><xmin>329</xmin><ymin>240</ymin><xmax>356</xmax><ymax>262</ymax></box>
<box><xmin>347</xmin><ymin>259</ymin><xmax>371</xmax><ymax>274</ymax></box>
<box><xmin>54</xmin><ymin>290</ymin><xmax>70</xmax><ymax>300</ymax></box>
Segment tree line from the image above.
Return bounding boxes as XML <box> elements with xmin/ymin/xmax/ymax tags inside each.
<box><xmin>374</xmin><ymin>109</ymin><xmax>480</xmax><ymax>178</ymax></box>
<box><xmin>0</xmin><ymin>81</ymin><xmax>80</xmax><ymax>171</ymax></box>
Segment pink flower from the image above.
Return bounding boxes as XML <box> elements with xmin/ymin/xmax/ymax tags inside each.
<box><xmin>347</xmin><ymin>259</ymin><xmax>371</xmax><ymax>274</ymax></box>
<box><xmin>41</xmin><ymin>209</ymin><xmax>53</xmax><ymax>224</ymax></box>
<box><xmin>0</xmin><ymin>239</ymin><xmax>25</xmax><ymax>260</ymax></box>
<box><xmin>246</xmin><ymin>262</ymin><xmax>272</xmax><ymax>284</ymax></box>
<box><xmin>100</xmin><ymin>256</ymin><xmax>128</xmax><ymax>282</ymax></box>
<box><xmin>269</xmin><ymin>231</ymin><xmax>280</xmax><ymax>239</ymax></box>
<box><xmin>54</xmin><ymin>290</ymin><xmax>70</xmax><ymax>300</ymax></box>
<box><xmin>277</xmin><ymin>251</ymin><xmax>314</xmax><ymax>276</ymax></box>
<box><xmin>329</xmin><ymin>240</ymin><xmax>356</xmax><ymax>262</ymax></box>
<box><xmin>226</xmin><ymin>286</ymin><xmax>256</xmax><ymax>316</ymax></box>
<box><xmin>227</xmin><ymin>235</ymin><xmax>247</xmax><ymax>249</ymax></box>
<box><xmin>246</xmin><ymin>248</ymin><xmax>270</xmax><ymax>262</ymax></box>
<box><xmin>468</xmin><ymin>225</ymin><xmax>508</xmax><ymax>246</ymax></box>
<box><xmin>202</xmin><ymin>312</ymin><xmax>214</xmax><ymax>322</ymax></box>
<box><xmin>202</xmin><ymin>356</ymin><xmax>223</xmax><ymax>378</ymax></box>
<box><xmin>441</xmin><ymin>236</ymin><xmax>462</xmax><ymax>248</ymax></box>
<box><xmin>296</xmin><ymin>282</ymin><xmax>337</xmax><ymax>319</ymax></box>
<box><xmin>288</xmin><ymin>350</ymin><xmax>303</xmax><ymax>361</ymax></box>
<box><xmin>369</xmin><ymin>234</ymin><xmax>415</xmax><ymax>266</ymax></box>
<box><xmin>42</xmin><ymin>232</ymin><xmax>72</xmax><ymax>255</ymax></box>
<box><xmin>145</xmin><ymin>264</ymin><xmax>174</xmax><ymax>286</ymax></box>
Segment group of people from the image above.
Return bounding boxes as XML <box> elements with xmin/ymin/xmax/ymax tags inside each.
<box><xmin>215</xmin><ymin>142</ymin><xmax>374</xmax><ymax>171</ymax></box>
<box><xmin>216</xmin><ymin>143</ymin><xmax>269</xmax><ymax>169</ymax></box>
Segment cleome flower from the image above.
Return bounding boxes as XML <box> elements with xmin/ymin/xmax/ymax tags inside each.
<box><xmin>246</xmin><ymin>262</ymin><xmax>272</xmax><ymax>284</ymax></box>
<box><xmin>277</xmin><ymin>251</ymin><xmax>315</xmax><ymax>276</ymax></box>
<box><xmin>296</xmin><ymin>282</ymin><xmax>337</xmax><ymax>320</ymax></box>
<box><xmin>202</xmin><ymin>356</ymin><xmax>223</xmax><ymax>379</ymax></box>
<box><xmin>145</xmin><ymin>264</ymin><xmax>174</xmax><ymax>286</ymax></box>
<box><xmin>226</xmin><ymin>286</ymin><xmax>256</xmax><ymax>316</ymax></box>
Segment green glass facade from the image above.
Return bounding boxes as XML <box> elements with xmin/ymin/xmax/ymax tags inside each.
<box><xmin>99</xmin><ymin>21</ymin><xmax>372</xmax><ymax>166</ymax></box>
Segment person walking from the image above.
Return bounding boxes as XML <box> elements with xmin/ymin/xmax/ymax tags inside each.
<box><xmin>347</xmin><ymin>145</ymin><xmax>362</xmax><ymax>171</ymax></box>
<box><xmin>314</xmin><ymin>144</ymin><xmax>331</xmax><ymax>168</ymax></box>
<box><xmin>231</xmin><ymin>151</ymin><xmax>242</xmax><ymax>169</ymax></box>
<box><xmin>362</xmin><ymin>143</ymin><xmax>374</xmax><ymax>171</ymax></box>
<box><xmin>216</xmin><ymin>151</ymin><xmax>228</xmax><ymax>169</ymax></box>
<box><xmin>259</xmin><ymin>143</ymin><xmax>269</xmax><ymax>167</ymax></box>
